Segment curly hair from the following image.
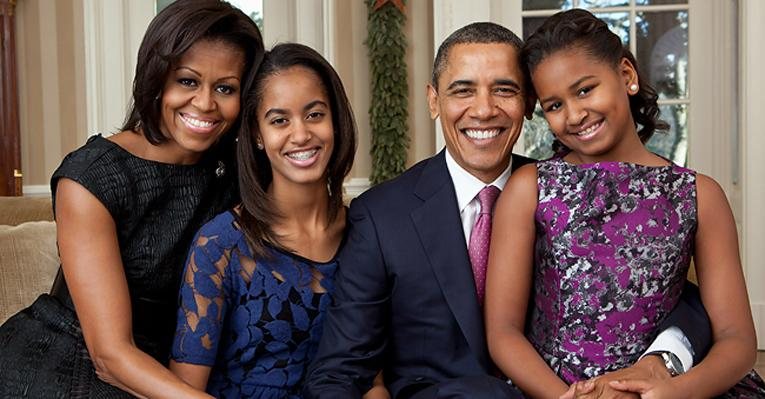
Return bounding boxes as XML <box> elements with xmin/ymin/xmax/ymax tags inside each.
<box><xmin>521</xmin><ymin>8</ymin><xmax>668</xmax><ymax>150</ymax></box>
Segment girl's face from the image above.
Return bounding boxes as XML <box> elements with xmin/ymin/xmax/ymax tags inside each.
<box><xmin>531</xmin><ymin>48</ymin><xmax>640</xmax><ymax>163</ymax></box>
<box><xmin>159</xmin><ymin>39</ymin><xmax>245</xmax><ymax>164</ymax></box>
<box><xmin>256</xmin><ymin>66</ymin><xmax>335</xmax><ymax>189</ymax></box>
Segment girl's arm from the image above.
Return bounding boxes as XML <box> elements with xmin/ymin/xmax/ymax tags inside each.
<box><xmin>169</xmin><ymin>215</ymin><xmax>233</xmax><ymax>391</ymax></box>
<box><xmin>485</xmin><ymin>164</ymin><xmax>570</xmax><ymax>399</ymax></box>
<box><xmin>612</xmin><ymin>174</ymin><xmax>756</xmax><ymax>398</ymax></box>
<box><xmin>170</xmin><ymin>362</ymin><xmax>212</xmax><ymax>391</ymax></box>
<box><xmin>55</xmin><ymin>178</ymin><xmax>212</xmax><ymax>398</ymax></box>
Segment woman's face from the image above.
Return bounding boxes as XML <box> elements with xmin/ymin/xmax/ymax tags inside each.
<box><xmin>159</xmin><ymin>39</ymin><xmax>245</xmax><ymax>164</ymax></box>
<box><xmin>256</xmin><ymin>66</ymin><xmax>335</xmax><ymax>189</ymax></box>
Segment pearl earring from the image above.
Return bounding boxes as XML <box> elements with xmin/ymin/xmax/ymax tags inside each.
<box><xmin>256</xmin><ymin>142</ymin><xmax>264</xmax><ymax>150</ymax></box>
<box><xmin>629</xmin><ymin>83</ymin><xmax>639</xmax><ymax>93</ymax></box>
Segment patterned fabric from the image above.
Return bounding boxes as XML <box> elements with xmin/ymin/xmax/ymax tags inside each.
<box><xmin>0</xmin><ymin>134</ymin><xmax>237</xmax><ymax>398</ymax></box>
<box><xmin>172</xmin><ymin>211</ymin><xmax>337</xmax><ymax>399</ymax></box>
<box><xmin>528</xmin><ymin>156</ymin><xmax>697</xmax><ymax>383</ymax></box>
<box><xmin>468</xmin><ymin>185</ymin><xmax>500</xmax><ymax>304</ymax></box>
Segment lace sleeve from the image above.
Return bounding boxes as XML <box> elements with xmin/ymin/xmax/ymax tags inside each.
<box><xmin>171</xmin><ymin>228</ymin><xmax>232</xmax><ymax>365</ymax></box>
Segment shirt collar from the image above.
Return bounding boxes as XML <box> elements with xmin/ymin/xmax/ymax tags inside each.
<box><xmin>445</xmin><ymin>149</ymin><xmax>513</xmax><ymax>213</ymax></box>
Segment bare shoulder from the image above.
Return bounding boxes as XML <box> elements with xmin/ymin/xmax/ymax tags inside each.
<box><xmin>498</xmin><ymin>163</ymin><xmax>538</xmax><ymax>208</ymax></box>
<box><xmin>505</xmin><ymin>163</ymin><xmax>539</xmax><ymax>194</ymax></box>
<box><xmin>695</xmin><ymin>173</ymin><xmax>730</xmax><ymax>210</ymax></box>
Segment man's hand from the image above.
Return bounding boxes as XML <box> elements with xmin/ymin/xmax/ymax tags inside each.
<box><xmin>573</xmin><ymin>355</ymin><xmax>671</xmax><ymax>399</ymax></box>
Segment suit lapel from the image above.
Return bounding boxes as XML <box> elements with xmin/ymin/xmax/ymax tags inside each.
<box><xmin>410</xmin><ymin>151</ymin><xmax>491</xmax><ymax>369</ymax></box>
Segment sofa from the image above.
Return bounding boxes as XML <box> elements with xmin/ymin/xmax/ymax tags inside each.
<box><xmin>0</xmin><ymin>196</ymin><xmax>59</xmax><ymax>323</ymax></box>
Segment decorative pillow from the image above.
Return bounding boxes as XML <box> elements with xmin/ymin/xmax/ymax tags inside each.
<box><xmin>0</xmin><ymin>221</ymin><xmax>59</xmax><ymax>323</ymax></box>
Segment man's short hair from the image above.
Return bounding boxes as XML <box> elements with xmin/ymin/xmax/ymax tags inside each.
<box><xmin>431</xmin><ymin>22</ymin><xmax>524</xmax><ymax>89</ymax></box>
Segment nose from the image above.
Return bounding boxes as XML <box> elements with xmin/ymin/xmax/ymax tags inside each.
<box><xmin>566</xmin><ymin>103</ymin><xmax>587</xmax><ymax>126</ymax></box>
<box><xmin>469</xmin><ymin>90</ymin><xmax>499</xmax><ymax>120</ymax></box>
<box><xmin>290</xmin><ymin>120</ymin><xmax>312</xmax><ymax>145</ymax></box>
<box><xmin>192</xmin><ymin>87</ymin><xmax>216</xmax><ymax>112</ymax></box>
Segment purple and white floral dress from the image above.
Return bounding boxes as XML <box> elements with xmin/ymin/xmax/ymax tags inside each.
<box><xmin>526</xmin><ymin>156</ymin><xmax>765</xmax><ymax>398</ymax></box>
<box><xmin>528</xmin><ymin>156</ymin><xmax>696</xmax><ymax>382</ymax></box>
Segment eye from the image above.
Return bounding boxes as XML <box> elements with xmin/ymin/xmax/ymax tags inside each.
<box><xmin>270</xmin><ymin>117</ymin><xmax>288</xmax><ymax>125</ymax></box>
<box><xmin>216</xmin><ymin>84</ymin><xmax>237</xmax><ymax>95</ymax></box>
<box><xmin>544</xmin><ymin>102</ymin><xmax>562</xmax><ymax>113</ymax></box>
<box><xmin>178</xmin><ymin>78</ymin><xmax>197</xmax><ymax>87</ymax></box>
<box><xmin>494</xmin><ymin>87</ymin><xmax>519</xmax><ymax>97</ymax></box>
<box><xmin>307</xmin><ymin>111</ymin><xmax>325</xmax><ymax>120</ymax></box>
<box><xmin>577</xmin><ymin>86</ymin><xmax>593</xmax><ymax>97</ymax></box>
<box><xmin>450</xmin><ymin>88</ymin><xmax>473</xmax><ymax>97</ymax></box>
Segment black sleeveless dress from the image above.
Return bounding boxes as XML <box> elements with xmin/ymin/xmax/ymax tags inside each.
<box><xmin>0</xmin><ymin>135</ymin><xmax>238</xmax><ymax>398</ymax></box>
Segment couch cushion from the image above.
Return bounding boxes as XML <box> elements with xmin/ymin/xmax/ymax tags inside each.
<box><xmin>0</xmin><ymin>196</ymin><xmax>54</xmax><ymax>226</ymax></box>
<box><xmin>0</xmin><ymin>221</ymin><xmax>59</xmax><ymax>323</ymax></box>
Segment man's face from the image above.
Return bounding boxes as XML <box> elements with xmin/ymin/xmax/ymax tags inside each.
<box><xmin>428</xmin><ymin>42</ymin><xmax>528</xmax><ymax>183</ymax></box>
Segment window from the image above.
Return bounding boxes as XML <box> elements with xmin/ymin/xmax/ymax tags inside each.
<box><xmin>156</xmin><ymin>0</ymin><xmax>264</xmax><ymax>31</ymax></box>
<box><xmin>520</xmin><ymin>0</ymin><xmax>690</xmax><ymax>166</ymax></box>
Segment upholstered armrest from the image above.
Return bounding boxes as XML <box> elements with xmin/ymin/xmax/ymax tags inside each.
<box><xmin>0</xmin><ymin>221</ymin><xmax>59</xmax><ymax>323</ymax></box>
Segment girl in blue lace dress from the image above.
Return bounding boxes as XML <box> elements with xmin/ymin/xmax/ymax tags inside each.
<box><xmin>485</xmin><ymin>9</ymin><xmax>765</xmax><ymax>399</ymax></box>
<box><xmin>169</xmin><ymin>43</ymin><xmax>358</xmax><ymax>399</ymax></box>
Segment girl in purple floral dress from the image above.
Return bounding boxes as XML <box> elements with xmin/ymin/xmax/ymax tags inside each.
<box><xmin>485</xmin><ymin>9</ymin><xmax>765</xmax><ymax>399</ymax></box>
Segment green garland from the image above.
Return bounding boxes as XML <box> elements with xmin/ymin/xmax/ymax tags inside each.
<box><xmin>366</xmin><ymin>0</ymin><xmax>409</xmax><ymax>185</ymax></box>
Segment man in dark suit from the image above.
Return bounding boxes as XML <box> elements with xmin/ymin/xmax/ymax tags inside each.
<box><xmin>305</xmin><ymin>22</ymin><xmax>710</xmax><ymax>399</ymax></box>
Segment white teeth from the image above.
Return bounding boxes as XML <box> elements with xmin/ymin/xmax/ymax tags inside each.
<box><xmin>182</xmin><ymin>114</ymin><xmax>215</xmax><ymax>128</ymax></box>
<box><xmin>576</xmin><ymin>122</ymin><xmax>601</xmax><ymax>136</ymax></box>
<box><xmin>286</xmin><ymin>149</ymin><xmax>318</xmax><ymax>161</ymax></box>
<box><xmin>464</xmin><ymin>129</ymin><xmax>500</xmax><ymax>140</ymax></box>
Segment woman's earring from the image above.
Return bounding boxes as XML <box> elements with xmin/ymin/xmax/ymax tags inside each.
<box><xmin>256</xmin><ymin>141</ymin><xmax>264</xmax><ymax>150</ymax></box>
<box><xmin>629</xmin><ymin>83</ymin><xmax>639</xmax><ymax>94</ymax></box>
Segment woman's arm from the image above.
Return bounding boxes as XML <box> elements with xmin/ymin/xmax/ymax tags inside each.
<box><xmin>485</xmin><ymin>164</ymin><xmax>570</xmax><ymax>399</ymax></box>
<box><xmin>56</xmin><ymin>178</ymin><xmax>212</xmax><ymax>399</ymax></box>
<box><xmin>611</xmin><ymin>174</ymin><xmax>756</xmax><ymax>398</ymax></box>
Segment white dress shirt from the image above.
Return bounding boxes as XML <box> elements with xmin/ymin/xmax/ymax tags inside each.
<box><xmin>444</xmin><ymin>150</ymin><xmax>512</xmax><ymax>245</ymax></box>
<box><xmin>443</xmin><ymin>149</ymin><xmax>694</xmax><ymax>372</ymax></box>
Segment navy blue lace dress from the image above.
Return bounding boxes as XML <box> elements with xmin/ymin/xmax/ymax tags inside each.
<box><xmin>171</xmin><ymin>211</ymin><xmax>337</xmax><ymax>399</ymax></box>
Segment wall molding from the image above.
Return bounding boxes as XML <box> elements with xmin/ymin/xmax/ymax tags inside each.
<box><xmin>22</xmin><ymin>184</ymin><xmax>50</xmax><ymax>197</ymax></box>
<box><xmin>26</xmin><ymin>179</ymin><xmax>373</xmax><ymax>201</ymax></box>
<box><xmin>343</xmin><ymin>177</ymin><xmax>370</xmax><ymax>200</ymax></box>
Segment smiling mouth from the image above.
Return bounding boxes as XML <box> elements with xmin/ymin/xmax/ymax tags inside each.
<box><xmin>180</xmin><ymin>113</ymin><xmax>219</xmax><ymax>130</ymax></box>
<box><xmin>462</xmin><ymin>128</ymin><xmax>501</xmax><ymax>140</ymax></box>
<box><xmin>572</xmin><ymin>120</ymin><xmax>603</xmax><ymax>138</ymax></box>
<box><xmin>285</xmin><ymin>148</ymin><xmax>319</xmax><ymax>161</ymax></box>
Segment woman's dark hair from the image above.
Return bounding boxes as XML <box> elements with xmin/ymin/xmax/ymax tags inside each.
<box><xmin>521</xmin><ymin>8</ymin><xmax>668</xmax><ymax>151</ymax></box>
<box><xmin>121</xmin><ymin>0</ymin><xmax>264</xmax><ymax>166</ymax></box>
<box><xmin>237</xmin><ymin>43</ymin><xmax>357</xmax><ymax>258</ymax></box>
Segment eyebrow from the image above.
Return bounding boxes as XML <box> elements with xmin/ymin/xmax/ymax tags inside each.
<box><xmin>539</xmin><ymin>75</ymin><xmax>596</xmax><ymax>104</ymax></box>
<box><xmin>263</xmin><ymin>100</ymin><xmax>329</xmax><ymax>119</ymax></box>
<box><xmin>445</xmin><ymin>78</ymin><xmax>522</xmax><ymax>91</ymax></box>
<box><xmin>175</xmin><ymin>66</ymin><xmax>241</xmax><ymax>82</ymax></box>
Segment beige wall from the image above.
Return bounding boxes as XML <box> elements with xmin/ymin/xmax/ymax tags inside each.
<box><xmin>16</xmin><ymin>0</ymin><xmax>87</xmax><ymax>189</ymax></box>
<box><xmin>16</xmin><ymin>0</ymin><xmax>434</xmax><ymax>188</ymax></box>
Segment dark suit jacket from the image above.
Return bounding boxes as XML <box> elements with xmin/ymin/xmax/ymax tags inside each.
<box><xmin>304</xmin><ymin>151</ymin><xmax>534</xmax><ymax>398</ymax></box>
<box><xmin>304</xmin><ymin>151</ymin><xmax>711</xmax><ymax>399</ymax></box>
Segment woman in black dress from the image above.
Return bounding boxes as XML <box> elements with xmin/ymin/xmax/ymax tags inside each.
<box><xmin>0</xmin><ymin>1</ymin><xmax>263</xmax><ymax>397</ymax></box>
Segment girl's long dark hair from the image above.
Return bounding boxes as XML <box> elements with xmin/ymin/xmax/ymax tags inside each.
<box><xmin>236</xmin><ymin>43</ymin><xmax>357</xmax><ymax>258</ymax></box>
<box><xmin>521</xmin><ymin>8</ymin><xmax>668</xmax><ymax>152</ymax></box>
